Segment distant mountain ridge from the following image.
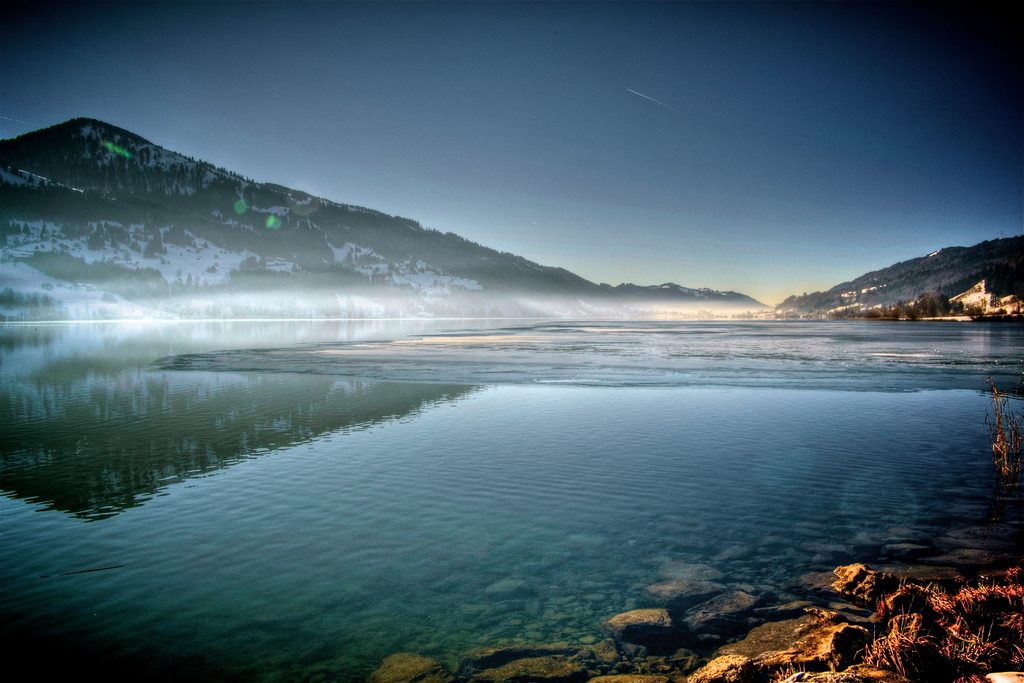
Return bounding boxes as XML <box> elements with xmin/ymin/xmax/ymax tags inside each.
<box><xmin>0</xmin><ymin>117</ymin><xmax>763</xmax><ymax>319</ymax></box>
<box><xmin>777</xmin><ymin>236</ymin><xmax>1024</xmax><ymax>316</ymax></box>
<box><xmin>602</xmin><ymin>281</ymin><xmax>756</xmax><ymax>302</ymax></box>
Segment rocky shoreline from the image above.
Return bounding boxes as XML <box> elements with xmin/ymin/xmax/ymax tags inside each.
<box><xmin>368</xmin><ymin>556</ymin><xmax>1023</xmax><ymax>683</ymax></box>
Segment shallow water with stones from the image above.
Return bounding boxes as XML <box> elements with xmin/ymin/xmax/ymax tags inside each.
<box><xmin>1</xmin><ymin>320</ymin><xmax>1021</xmax><ymax>680</ymax></box>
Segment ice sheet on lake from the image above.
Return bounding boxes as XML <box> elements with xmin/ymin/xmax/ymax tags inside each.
<box><xmin>157</xmin><ymin>321</ymin><xmax>1024</xmax><ymax>392</ymax></box>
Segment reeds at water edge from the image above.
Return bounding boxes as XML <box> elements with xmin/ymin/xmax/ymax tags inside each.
<box><xmin>987</xmin><ymin>382</ymin><xmax>1022</xmax><ymax>494</ymax></box>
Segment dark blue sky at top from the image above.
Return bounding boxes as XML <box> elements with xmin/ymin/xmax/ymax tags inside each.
<box><xmin>2</xmin><ymin>1</ymin><xmax>1020</xmax><ymax>302</ymax></box>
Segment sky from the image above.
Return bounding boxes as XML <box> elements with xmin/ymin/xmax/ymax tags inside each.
<box><xmin>1</xmin><ymin>1</ymin><xmax>1020</xmax><ymax>304</ymax></box>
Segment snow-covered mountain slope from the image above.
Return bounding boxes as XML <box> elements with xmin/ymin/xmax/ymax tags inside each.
<box><xmin>0</xmin><ymin>118</ymin><xmax>764</xmax><ymax>319</ymax></box>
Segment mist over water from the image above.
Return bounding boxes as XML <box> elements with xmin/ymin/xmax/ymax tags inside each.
<box><xmin>1</xmin><ymin>320</ymin><xmax>1021</xmax><ymax>681</ymax></box>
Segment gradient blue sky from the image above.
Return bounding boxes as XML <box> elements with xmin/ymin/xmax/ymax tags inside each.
<box><xmin>2</xmin><ymin>1</ymin><xmax>1020</xmax><ymax>303</ymax></box>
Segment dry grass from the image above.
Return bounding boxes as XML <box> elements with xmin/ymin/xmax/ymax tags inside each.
<box><xmin>865</xmin><ymin>565</ymin><xmax>1024</xmax><ymax>682</ymax></box>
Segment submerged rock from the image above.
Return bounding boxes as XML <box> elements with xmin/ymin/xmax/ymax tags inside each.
<box><xmin>881</xmin><ymin>542</ymin><xmax>934</xmax><ymax>561</ymax></box>
<box><xmin>797</xmin><ymin>570</ymin><xmax>840</xmax><ymax>595</ymax></box>
<box><xmin>483</xmin><ymin>578</ymin><xmax>530</xmax><ymax>596</ymax></box>
<box><xmin>919</xmin><ymin>547</ymin><xmax>997</xmax><ymax>567</ymax></box>
<box><xmin>683</xmin><ymin>590</ymin><xmax>767</xmax><ymax>639</ymax></box>
<box><xmin>578</xmin><ymin>639</ymin><xmax>622</xmax><ymax>672</ymax></box>
<box><xmin>935</xmin><ymin>525</ymin><xmax>1021</xmax><ymax>552</ymax></box>
<box><xmin>603</xmin><ymin>608</ymin><xmax>690</xmax><ymax>654</ymax></box>
<box><xmin>468</xmin><ymin>656</ymin><xmax>588</xmax><ymax>683</ymax></box>
<box><xmin>752</xmin><ymin>600</ymin><xmax>816</xmax><ymax>621</ymax></box>
<box><xmin>647</xmin><ymin>577</ymin><xmax>724</xmax><ymax>615</ymax></box>
<box><xmin>657</xmin><ymin>561</ymin><xmax>725</xmax><ymax>582</ymax></box>
<box><xmin>462</xmin><ymin>641</ymin><xmax>623</xmax><ymax>681</ymax></box>
<box><xmin>687</xmin><ymin>654</ymin><xmax>760</xmax><ymax>683</ymax></box>
<box><xmin>878</xmin><ymin>563</ymin><xmax>961</xmax><ymax>584</ymax></box>
<box><xmin>461</xmin><ymin>644</ymin><xmax>578</xmax><ymax>673</ymax></box>
<box><xmin>369</xmin><ymin>653</ymin><xmax>456</xmax><ymax>683</ymax></box>
<box><xmin>587</xmin><ymin>676</ymin><xmax>676</xmax><ymax>683</ymax></box>
<box><xmin>633</xmin><ymin>648</ymin><xmax>702</xmax><ymax>678</ymax></box>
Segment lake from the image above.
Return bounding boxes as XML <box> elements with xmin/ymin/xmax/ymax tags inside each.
<box><xmin>1</xmin><ymin>319</ymin><xmax>1022</xmax><ymax>681</ymax></box>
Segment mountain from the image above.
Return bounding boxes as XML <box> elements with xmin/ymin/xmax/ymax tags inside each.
<box><xmin>599</xmin><ymin>281</ymin><xmax>758</xmax><ymax>304</ymax></box>
<box><xmin>0</xmin><ymin>118</ymin><xmax>763</xmax><ymax>319</ymax></box>
<box><xmin>777</xmin><ymin>236</ymin><xmax>1024</xmax><ymax>316</ymax></box>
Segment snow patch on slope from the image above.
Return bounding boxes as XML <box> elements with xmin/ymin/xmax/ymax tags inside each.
<box><xmin>4</xmin><ymin>216</ymin><xmax>482</xmax><ymax>301</ymax></box>
<box><xmin>0</xmin><ymin>260</ymin><xmax>170</xmax><ymax>319</ymax></box>
<box><xmin>327</xmin><ymin>242</ymin><xmax>482</xmax><ymax>294</ymax></box>
<box><xmin>4</xmin><ymin>220</ymin><xmax>255</xmax><ymax>287</ymax></box>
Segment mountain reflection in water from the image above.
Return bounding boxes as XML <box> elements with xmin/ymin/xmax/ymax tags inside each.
<box><xmin>0</xmin><ymin>320</ymin><xmax>480</xmax><ymax>520</ymax></box>
<box><xmin>1</xmin><ymin>373</ymin><xmax>475</xmax><ymax>520</ymax></box>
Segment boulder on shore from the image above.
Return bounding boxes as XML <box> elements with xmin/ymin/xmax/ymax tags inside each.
<box><xmin>757</xmin><ymin>620</ymin><xmax>869</xmax><ymax>673</ymax></box>
<box><xmin>687</xmin><ymin>654</ymin><xmax>760</xmax><ymax>683</ymax></box>
<box><xmin>831</xmin><ymin>564</ymin><xmax>900</xmax><ymax>609</ymax></box>
<box><xmin>717</xmin><ymin>615</ymin><xmax>817</xmax><ymax>660</ymax></box>
<box><xmin>718</xmin><ymin>610</ymin><xmax>869</xmax><ymax>674</ymax></box>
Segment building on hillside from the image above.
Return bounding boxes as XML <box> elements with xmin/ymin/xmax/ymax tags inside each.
<box><xmin>950</xmin><ymin>280</ymin><xmax>1022</xmax><ymax>315</ymax></box>
<box><xmin>950</xmin><ymin>280</ymin><xmax>994</xmax><ymax>313</ymax></box>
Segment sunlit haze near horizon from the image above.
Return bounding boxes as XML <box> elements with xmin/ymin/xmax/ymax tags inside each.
<box><xmin>2</xmin><ymin>1</ymin><xmax>1020</xmax><ymax>304</ymax></box>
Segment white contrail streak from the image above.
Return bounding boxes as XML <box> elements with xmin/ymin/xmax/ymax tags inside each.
<box><xmin>626</xmin><ymin>88</ymin><xmax>674</xmax><ymax>111</ymax></box>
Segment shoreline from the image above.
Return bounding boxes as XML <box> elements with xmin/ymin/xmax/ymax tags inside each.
<box><xmin>370</xmin><ymin>538</ymin><xmax>1024</xmax><ymax>683</ymax></box>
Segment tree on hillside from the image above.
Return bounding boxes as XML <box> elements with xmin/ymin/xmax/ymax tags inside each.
<box><xmin>143</xmin><ymin>229</ymin><xmax>164</xmax><ymax>257</ymax></box>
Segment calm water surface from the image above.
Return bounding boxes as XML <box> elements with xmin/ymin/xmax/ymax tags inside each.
<box><xmin>1</xmin><ymin>320</ymin><xmax>1022</xmax><ymax>680</ymax></box>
